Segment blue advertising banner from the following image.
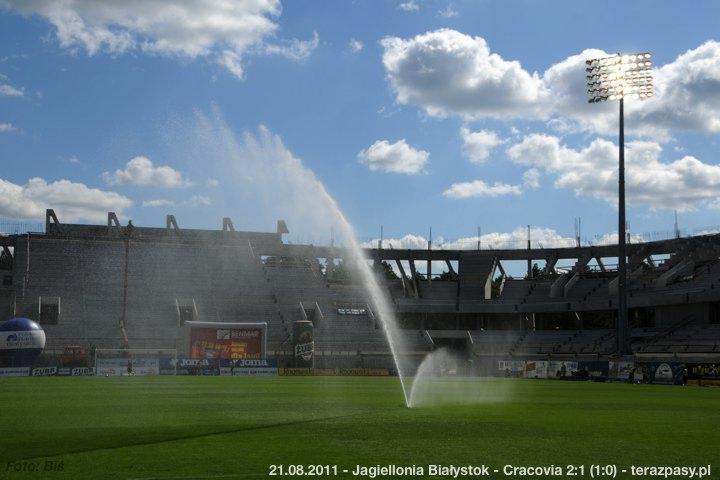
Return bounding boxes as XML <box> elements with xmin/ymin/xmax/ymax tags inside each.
<box><xmin>0</xmin><ymin>367</ymin><xmax>29</xmax><ymax>376</ymax></box>
<box><xmin>219</xmin><ymin>367</ymin><xmax>278</xmax><ymax>376</ymax></box>
<box><xmin>173</xmin><ymin>358</ymin><xmax>218</xmax><ymax>376</ymax></box>
<box><xmin>218</xmin><ymin>358</ymin><xmax>277</xmax><ymax>368</ymax></box>
<box><xmin>216</xmin><ymin>358</ymin><xmax>277</xmax><ymax>376</ymax></box>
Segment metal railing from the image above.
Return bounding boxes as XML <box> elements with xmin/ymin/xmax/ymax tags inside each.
<box><xmin>4</xmin><ymin>217</ymin><xmax>719</xmax><ymax>251</ymax></box>
<box><xmin>0</xmin><ymin>219</ymin><xmax>45</xmax><ymax>235</ymax></box>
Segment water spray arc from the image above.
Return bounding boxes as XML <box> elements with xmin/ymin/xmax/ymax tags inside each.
<box><xmin>317</xmin><ymin>202</ymin><xmax>412</xmax><ymax>407</ymax></box>
<box><xmin>182</xmin><ymin>113</ymin><xmax>413</xmax><ymax>406</ymax></box>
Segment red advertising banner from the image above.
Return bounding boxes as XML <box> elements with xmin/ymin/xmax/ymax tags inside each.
<box><xmin>190</xmin><ymin>327</ymin><xmax>263</xmax><ymax>360</ymax></box>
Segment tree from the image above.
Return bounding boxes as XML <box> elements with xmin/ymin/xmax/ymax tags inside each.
<box><xmin>491</xmin><ymin>275</ymin><xmax>503</xmax><ymax>297</ymax></box>
<box><xmin>380</xmin><ymin>261</ymin><xmax>399</xmax><ymax>280</ymax></box>
<box><xmin>326</xmin><ymin>260</ymin><xmax>350</xmax><ymax>283</ymax></box>
<box><xmin>437</xmin><ymin>270</ymin><xmax>455</xmax><ymax>281</ymax></box>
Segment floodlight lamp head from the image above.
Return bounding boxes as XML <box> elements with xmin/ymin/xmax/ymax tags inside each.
<box><xmin>586</xmin><ymin>52</ymin><xmax>653</xmax><ymax>104</ymax></box>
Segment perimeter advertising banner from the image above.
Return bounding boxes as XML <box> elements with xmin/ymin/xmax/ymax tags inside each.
<box><xmin>609</xmin><ymin>361</ymin><xmax>635</xmax><ymax>380</ymax></box>
<box><xmin>174</xmin><ymin>358</ymin><xmax>218</xmax><ymax>376</ymax></box>
<box><xmin>687</xmin><ymin>363</ymin><xmax>720</xmax><ymax>386</ymax></box>
<box><xmin>578</xmin><ymin>361</ymin><xmax>610</xmax><ymax>379</ymax></box>
<box><xmin>497</xmin><ymin>360</ymin><xmax>580</xmax><ymax>378</ymax></box>
<box><xmin>547</xmin><ymin>361</ymin><xmax>578</xmax><ymax>378</ymax></box>
<box><xmin>190</xmin><ymin>326</ymin><xmax>263</xmax><ymax>360</ymax></box>
<box><xmin>57</xmin><ymin>367</ymin><xmax>95</xmax><ymax>376</ymax></box>
<box><xmin>32</xmin><ymin>366</ymin><xmax>58</xmax><ymax>376</ymax></box>
<box><xmin>218</xmin><ymin>359</ymin><xmax>278</xmax><ymax>376</ymax></box>
<box><xmin>498</xmin><ymin>360</ymin><xmax>525</xmax><ymax>375</ymax></box>
<box><xmin>278</xmin><ymin>368</ymin><xmax>390</xmax><ymax>376</ymax></box>
<box><xmin>219</xmin><ymin>367</ymin><xmax>278</xmax><ymax>376</ymax></box>
<box><xmin>640</xmin><ymin>362</ymin><xmax>685</xmax><ymax>385</ymax></box>
<box><xmin>96</xmin><ymin>358</ymin><xmax>159</xmax><ymax>376</ymax></box>
<box><xmin>523</xmin><ymin>361</ymin><xmax>548</xmax><ymax>379</ymax></box>
<box><xmin>0</xmin><ymin>367</ymin><xmax>30</xmax><ymax>376</ymax></box>
<box><xmin>687</xmin><ymin>362</ymin><xmax>719</xmax><ymax>378</ymax></box>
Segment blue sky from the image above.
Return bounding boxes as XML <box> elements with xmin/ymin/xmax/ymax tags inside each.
<box><xmin>1</xmin><ymin>0</ymin><xmax>720</xmax><ymax>248</ymax></box>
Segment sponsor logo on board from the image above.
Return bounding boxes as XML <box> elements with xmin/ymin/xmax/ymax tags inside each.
<box><xmin>32</xmin><ymin>366</ymin><xmax>58</xmax><ymax>376</ymax></box>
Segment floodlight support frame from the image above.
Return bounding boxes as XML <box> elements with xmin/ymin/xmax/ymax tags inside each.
<box><xmin>586</xmin><ymin>52</ymin><xmax>650</xmax><ymax>356</ymax></box>
<box><xmin>617</xmin><ymin>97</ymin><xmax>629</xmax><ymax>355</ymax></box>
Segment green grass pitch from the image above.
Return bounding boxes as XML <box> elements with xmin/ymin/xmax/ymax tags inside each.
<box><xmin>0</xmin><ymin>377</ymin><xmax>718</xmax><ymax>480</ymax></box>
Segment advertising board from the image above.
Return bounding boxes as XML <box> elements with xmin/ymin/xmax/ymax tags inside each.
<box><xmin>190</xmin><ymin>326</ymin><xmax>263</xmax><ymax>360</ymax></box>
<box><xmin>278</xmin><ymin>368</ymin><xmax>390</xmax><ymax>376</ymax></box>
<box><xmin>640</xmin><ymin>362</ymin><xmax>686</xmax><ymax>385</ymax></box>
<box><xmin>31</xmin><ymin>366</ymin><xmax>58</xmax><ymax>376</ymax></box>
<box><xmin>96</xmin><ymin>358</ymin><xmax>159</xmax><ymax>376</ymax></box>
<box><xmin>0</xmin><ymin>367</ymin><xmax>29</xmax><ymax>376</ymax></box>
<box><xmin>609</xmin><ymin>361</ymin><xmax>635</xmax><ymax>380</ymax></box>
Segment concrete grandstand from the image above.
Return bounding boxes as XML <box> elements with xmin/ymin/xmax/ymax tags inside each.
<box><xmin>1</xmin><ymin>209</ymin><xmax>719</xmax><ymax>370</ymax></box>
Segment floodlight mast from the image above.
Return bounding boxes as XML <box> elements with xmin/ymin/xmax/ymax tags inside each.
<box><xmin>585</xmin><ymin>52</ymin><xmax>653</xmax><ymax>356</ymax></box>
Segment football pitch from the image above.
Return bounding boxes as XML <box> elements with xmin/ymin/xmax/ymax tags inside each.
<box><xmin>0</xmin><ymin>376</ymin><xmax>718</xmax><ymax>480</ymax></box>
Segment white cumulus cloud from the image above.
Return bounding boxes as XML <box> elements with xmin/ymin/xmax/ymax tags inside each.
<box><xmin>189</xmin><ymin>195</ymin><xmax>211</xmax><ymax>207</ymax></box>
<box><xmin>443</xmin><ymin>179</ymin><xmax>522</xmax><ymax>199</ymax></box>
<box><xmin>0</xmin><ymin>177</ymin><xmax>132</xmax><ymax>222</ymax></box>
<box><xmin>507</xmin><ymin>133</ymin><xmax>720</xmax><ymax>211</ymax></box>
<box><xmin>381</xmin><ymin>29</ymin><xmax>720</xmax><ymax>137</ymax></box>
<box><xmin>358</xmin><ymin>139</ymin><xmax>429</xmax><ymax>174</ymax></box>
<box><xmin>637</xmin><ymin>41</ymin><xmax>720</xmax><ymax>134</ymax></box>
<box><xmin>438</xmin><ymin>6</ymin><xmax>458</xmax><ymax>18</ymax></box>
<box><xmin>142</xmin><ymin>199</ymin><xmax>175</xmax><ymax>208</ymax></box>
<box><xmin>398</xmin><ymin>1</ymin><xmax>419</xmax><ymax>11</ymax></box>
<box><xmin>102</xmin><ymin>156</ymin><xmax>192</xmax><ymax>188</ymax></box>
<box><xmin>363</xmin><ymin>226</ymin><xmax>577</xmax><ymax>252</ymax></box>
<box><xmin>365</xmin><ymin>233</ymin><xmax>430</xmax><ymax>250</ymax></box>
<box><xmin>348</xmin><ymin>38</ymin><xmax>364</xmax><ymax>53</ymax></box>
<box><xmin>460</xmin><ymin>127</ymin><xmax>503</xmax><ymax>163</ymax></box>
<box><xmin>440</xmin><ymin>226</ymin><xmax>576</xmax><ymax>250</ymax></box>
<box><xmin>0</xmin><ymin>122</ymin><xmax>19</xmax><ymax>133</ymax></box>
<box><xmin>522</xmin><ymin>168</ymin><xmax>540</xmax><ymax>189</ymax></box>
<box><xmin>591</xmin><ymin>231</ymin><xmax>645</xmax><ymax>246</ymax></box>
<box><xmin>0</xmin><ymin>0</ymin><xmax>318</xmax><ymax>80</ymax></box>
<box><xmin>143</xmin><ymin>195</ymin><xmax>210</xmax><ymax>208</ymax></box>
<box><xmin>381</xmin><ymin>29</ymin><xmax>546</xmax><ymax>119</ymax></box>
<box><xmin>0</xmin><ymin>82</ymin><xmax>23</xmax><ymax>97</ymax></box>
<box><xmin>256</xmin><ymin>31</ymin><xmax>319</xmax><ymax>61</ymax></box>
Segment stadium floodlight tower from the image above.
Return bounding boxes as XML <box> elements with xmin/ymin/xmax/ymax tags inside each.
<box><xmin>586</xmin><ymin>52</ymin><xmax>653</xmax><ymax>355</ymax></box>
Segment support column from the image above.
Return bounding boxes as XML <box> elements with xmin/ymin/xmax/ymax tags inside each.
<box><xmin>617</xmin><ymin>97</ymin><xmax>629</xmax><ymax>355</ymax></box>
<box><xmin>427</xmin><ymin>227</ymin><xmax>432</xmax><ymax>284</ymax></box>
<box><xmin>526</xmin><ymin>225</ymin><xmax>532</xmax><ymax>278</ymax></box>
